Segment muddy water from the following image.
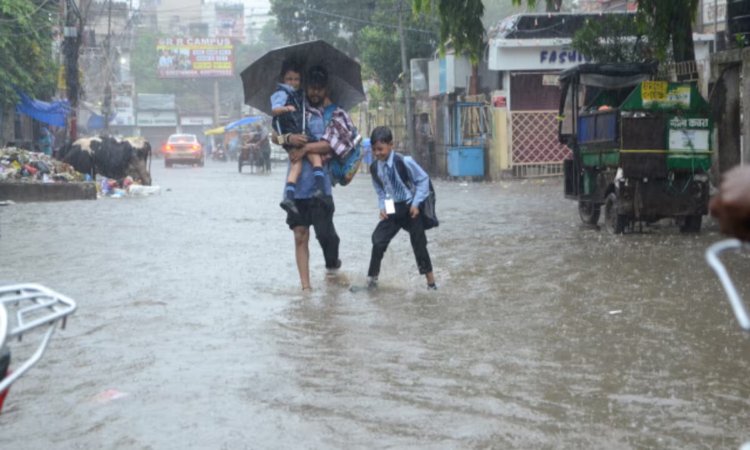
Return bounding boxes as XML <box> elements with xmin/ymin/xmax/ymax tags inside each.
<box><xmin>0</xmin><ymin>161</ymin><xmax>749</xmax><ymax>449</ymax></box>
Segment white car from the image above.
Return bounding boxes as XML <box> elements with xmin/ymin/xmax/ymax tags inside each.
<box><xmin>163</xmin><ymin>134</ymin><xmax>204</xmax><ymax>168</ymax></box>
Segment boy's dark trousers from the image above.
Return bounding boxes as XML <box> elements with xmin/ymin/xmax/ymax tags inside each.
<box><xmin>368</xmin><ymin>201</ymin><xmax>433</xmax><ymax>278</ymax></box>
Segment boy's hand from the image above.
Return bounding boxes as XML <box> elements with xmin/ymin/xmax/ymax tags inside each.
<box><xmin>410</xmin><ymin>206</ymin><xmax>420</xmax><ymax>218</ymax></box>
<box><xmin>287</xmin><ymin>105</ymin><xmax>296</xmax><ymax>112</ymax></box>
<box><xmin>380</xmin><ymin>209</ymin><xmax>388</xmax><ymax>221</ymax></box>
<box><xmin>288</xmin><ymin>134</ymin><xmax>307</xmax><ymax>148</ymax></box>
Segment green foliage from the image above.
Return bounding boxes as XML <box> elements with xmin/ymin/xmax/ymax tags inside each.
<box><xmin>0</xmin><ymin>0</ymin><xmax>59</xmax><ymax>106</ymax></box>
<box><xmin>358</xmin><ymin>0</ymin><xmax>437</xmax><ymax>100</ymax></box>
<box><xmin>268</xmin><ymin>0</ymin><xmax>437</xmax><ymax>99</ymax></box>
<box><xmin>131</xmin><ymin>29</ymin><xmax>175</xmax><ymax>95</ymax></box>
<box><xmin>571</xmin><ymin>15</ymin><xmax>653</xmax><ymax>63</ymax></box>
<box><xmin>636</xmin><ymin>0</ymin><xmax>699</xmax><ymax>63</ymax></box>
<box><xmin>366</xmin><ymin>84</ymin><xmax>391</xmax><ymax>108</ymax></box>
<box><xmin>512</xmin><ymin>0</ymin><xmax>700</xmax><ymax>63</ymax></box>
<box><xmin>412</xmin><ymin>0</ymin><xmax>485</xmax><ymax>64</ymax></box>
<box><xmin>510</xmin><ymin>0</ymin><xmax>562</xmax><ymax>12</ymax></box>
<box><xmin>270</xmin><ymin>0</ymin><xmax>379</xmax><ymax>57</ymax></box>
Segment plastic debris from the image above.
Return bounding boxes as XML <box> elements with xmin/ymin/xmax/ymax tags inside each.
<box><xmin>0</xmin><ymin>147</ymin><xmax>85</xmax><ymax>184</ymax></box>
<box><xmin>128</xmin><ymin>185</ymin><xmax>161</xmax><ymax>196</ymax></box>
<box><xmin>609</xmin><ymin>310</ymin><xmax>622</xmax><ymax>315</ymax></box>
<box><xmin>91</xmin><ymin>389</ymin><xmax>129</xmax><ymax>404</ymax></box>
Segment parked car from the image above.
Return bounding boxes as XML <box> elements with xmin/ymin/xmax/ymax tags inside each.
<box><xmin>163</xmin><ymin>134</ymin><xmax>204</xmax><ymax>168</ymax></box>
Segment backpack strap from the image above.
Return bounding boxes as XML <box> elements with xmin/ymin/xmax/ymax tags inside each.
<box><xmin>370</xmin><ymin>153</ymin><xmax>413</xmax><ymax>192</ymax></box>
<box><xmin>370</xmin><ymin>158</ymin><xmax>384</xmax><ymax>190</ymax></box>
<box><xmin>323</xmin><ymin>104</ymin><xmax>338</xmax><ymax>126</ymax></box>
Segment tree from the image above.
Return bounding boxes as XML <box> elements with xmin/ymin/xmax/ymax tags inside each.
<box><xmin>358</xmin><ymin>0</ymin><xmax>437</xmax><ymax>100</ymax></box>
<box><xmin>0</xmin><ymin>0</ymin><xmax>59</xmax><ymax>106</ymax></box>
<box><xmin>571</xmin><ymin>15</ymin><xmax>653</xmax><ymax>63</ymax></box>
<box><xmin>269</xmin><ymin>0</ymin><xmax>379</xmax><ymax>57</ymax></box>
<box><xmin>513</xmin><ymin>0</ymin><xmax>700</xmax><ymax>63</ymax></box>
<box><xmin>636</xmin><ymin>0</ymin><xmax>698</xmax><ymax>63</ymax></box>
<box><xmin>412</xmin><ymin>0</ymin><xmax>485</xmax><ymax>64</ymax></box>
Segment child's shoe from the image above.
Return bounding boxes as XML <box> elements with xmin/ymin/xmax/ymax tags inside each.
<box><xmin>280</xmin><ymin>197</ymin><xmax>299</xmax><ymax>215</ymax></box>
<box><xmin>427</xmin><ymin>283</ymin><xmax>438</xmax><ymax>291</ymax></box>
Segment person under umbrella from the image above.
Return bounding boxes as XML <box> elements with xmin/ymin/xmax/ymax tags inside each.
<box><xmin>271</xmin><ymin>58</ymin><xmax>325</xmax><ymax>213</ymax></box>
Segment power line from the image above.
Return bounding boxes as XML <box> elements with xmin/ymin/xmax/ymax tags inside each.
<box><xmin>300</xmin><ymin>8</ymin><xmax>437</xmax><ymax>34</ymax></box>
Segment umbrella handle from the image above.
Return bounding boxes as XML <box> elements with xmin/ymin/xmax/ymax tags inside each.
<box><xmin>706</xmin><ymin>239</ymin><xmax>750</xmax><ymax>330</ymax></box>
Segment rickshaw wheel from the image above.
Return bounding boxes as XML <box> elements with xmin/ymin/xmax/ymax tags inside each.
<box><xmin>679</xmin><ymin>215</ymin><xmax>702</xmax><ymax>233</ymax></box>
<box><xmin>578</xmin><ymin>201</ymin><xmax>601</xmax><ymax>225</ymax></box>
<box><xmin>604</xmin><ymin>193</ymin><xmax>626</xmax><ymax>235</ymax></box>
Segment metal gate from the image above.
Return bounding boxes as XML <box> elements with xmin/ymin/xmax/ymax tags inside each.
<box><xmin>510</xmin><ymin>73</ymin><xmax>571</xmax><ymax>177</ymax></box>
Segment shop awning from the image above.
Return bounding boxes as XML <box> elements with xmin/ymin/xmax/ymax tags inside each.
<box><xmin>224</xmin><ymin>116</ymin><xmax>263</xmax><ymax>131</ymax></box>
<box><xmin>204</xmin><ymin>126</ymin><xmax>225</xmax><ymax>136</ymax></box>
<box><xmin>86</xmin><ymin>113</ymin><xmax>117</xmax><ymax>130</ymax></box>
<box><xmin>15</xmin><ymin>90</ymin><xmax>70</xmax><ymax>127</ymax></box>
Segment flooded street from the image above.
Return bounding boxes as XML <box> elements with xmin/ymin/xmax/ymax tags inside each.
<box><xmin>1</xmin><ymin>160</ymin><xmax>750</xmax><ymax>449</ymax></box>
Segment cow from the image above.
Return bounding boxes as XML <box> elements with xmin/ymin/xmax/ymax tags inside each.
<box><xmin>60</xmin><ymin>136</ymin><xmax>152</xmax><ymax>186</ymax></box>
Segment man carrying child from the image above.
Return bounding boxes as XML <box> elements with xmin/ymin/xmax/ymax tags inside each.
<box><xmin>275</xmin><ymin>66</ymin><xmax>356</xmax><ymax>291</ymax></box>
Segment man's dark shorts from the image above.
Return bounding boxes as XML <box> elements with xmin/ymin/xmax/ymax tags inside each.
<box><xmin>286</xmin><ymin>197</ymin><xmax>335</xmax><ymax>230</ymax></box>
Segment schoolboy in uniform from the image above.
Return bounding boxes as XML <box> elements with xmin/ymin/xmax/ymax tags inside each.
<box><xmin>367</xmin><ymin>126</ymin><xmax>437</xmax><ymax>290</ymax></box>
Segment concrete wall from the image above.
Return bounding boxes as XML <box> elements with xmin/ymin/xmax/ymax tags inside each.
<box><xmin>489</xmin><ymin>109</ymin><xmax>510</xmax><ymax>180</ymax></box>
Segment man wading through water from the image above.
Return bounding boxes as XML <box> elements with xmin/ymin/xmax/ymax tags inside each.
<box><xmin>273</xmin><ymin>66</ymin><xmax>356</xmax><ymax>291</ymax></box>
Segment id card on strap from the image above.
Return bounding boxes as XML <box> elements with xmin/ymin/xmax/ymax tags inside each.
<box><xmin>385</xmin><ymin>198</ymin><xmax>396</xmax><ymax>215</ymax></box>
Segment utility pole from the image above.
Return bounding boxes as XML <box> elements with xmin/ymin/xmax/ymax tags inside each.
<box><xmin>715</xmin><ymin>0</ymin><xmax>719</xmax><ymax>50</ymax></box>
<box><xmin>104</xmin><ymin>0</ymin><xmax>113</xmax><ymax>134</ymax></box>
<box><xmin>63</xmin><ymin>0</ymin><xmax>82</xmax><ymax>142</ymax></box>
<box><xmin>214</xmin><ymin>81</ymin><xmax>220</xmax><ymax>127</ymax></box>
<box><xmin>398</xmin><ymin>0</ymin><xmax>415</xmax><ymax>157</ymax></box>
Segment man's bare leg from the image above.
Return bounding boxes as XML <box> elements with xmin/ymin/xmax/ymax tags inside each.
<box><xmin>294</xmin><ymin>226</ymin><xmax>311</xmax><ymax>290</ymax></box>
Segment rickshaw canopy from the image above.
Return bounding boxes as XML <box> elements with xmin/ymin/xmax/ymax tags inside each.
<box><xmin>225</xmin><ymin>116</ymin><xmax>263</xmax><ymax>131</ymax></box>
<box><xmin>204</xmin><ymin>127</ymin><xmax>225</xmax><ymax>136</ymax></box>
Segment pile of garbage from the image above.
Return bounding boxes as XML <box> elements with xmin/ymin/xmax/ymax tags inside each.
<box><xmin>0</xmin><ymin>147</ymin><xmax>86</xmax><ymax>183</ymax></box>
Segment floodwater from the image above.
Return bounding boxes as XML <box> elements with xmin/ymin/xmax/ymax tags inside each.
<box><xmin>1</xmin><ymin>159</ymin><xmax>750</xmax><ymax>449</ymax></box>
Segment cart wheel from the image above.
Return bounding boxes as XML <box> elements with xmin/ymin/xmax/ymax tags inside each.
<box><xmin>578</xmin><ymin>201</ymin><xmax>601</xmax><ymax>225</ymax></box>
<box><xmin>680</xmin><ymin>215</ymin><xmax>702</xmax><ymax>233</ymax></box>
<box><xmin>604</xmin><ymin>193</ymin><xmax>626</xmax><ymax>235</ymax></box>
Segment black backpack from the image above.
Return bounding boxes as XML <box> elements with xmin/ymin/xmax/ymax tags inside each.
<box><xmin>371</xmin><ymin>153</ymin><xmax>438</xmax><ymax>230</ymax></box>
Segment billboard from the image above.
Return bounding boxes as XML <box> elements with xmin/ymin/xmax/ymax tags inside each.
<box><xmin>112</xmin><ymin>96</ymin><xmax>135</xmax><ymax>126</ymax></box>
<box><xmin>157</xmin><ymin>37</ymin><xmax>234</xmax><ymax>78</ymax></box>
<box><xmin>215</xmin><ymin>4</ymin><xmax>245</xmax><ymax>40</ymax></box>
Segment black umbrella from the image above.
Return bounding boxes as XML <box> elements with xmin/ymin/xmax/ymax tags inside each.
<box><xmin>240</xmin><ymin>40</ymin><xmax>366</xmax><ymax>115</ymax></box>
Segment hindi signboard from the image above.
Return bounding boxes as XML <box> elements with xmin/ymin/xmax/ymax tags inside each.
<box><xmin>157</xmin><ymin>37</ymin><xmax>234</xmax><ymax>78</ymax></box>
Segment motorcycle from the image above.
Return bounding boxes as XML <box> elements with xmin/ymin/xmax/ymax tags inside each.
<box><xmin>0</xmin><ymin>284</ymin><xmax>77</xmax><ymax>413</ymax></box>
<box><xmin>212</xmin><ymin>145</ymin><xmax>227</xmax><ymax>162</ymax></box>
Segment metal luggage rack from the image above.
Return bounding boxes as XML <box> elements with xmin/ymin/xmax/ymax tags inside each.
<box><xmin>0</xmin><ymin>284</ymin><xmax>77</xmax><ymax>393</ymax></box>
<box><xmin>707</xmin><ymin>240</ymin><xmax>750</xmax><ymax>330</ymax></box>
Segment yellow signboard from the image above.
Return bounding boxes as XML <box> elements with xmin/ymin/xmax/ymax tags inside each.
<box><xmin>641</xmin><ymin>81</ymin><xmax>668</xmax><ymax>101</ymax></box>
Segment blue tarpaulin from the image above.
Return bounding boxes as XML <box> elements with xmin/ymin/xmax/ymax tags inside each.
<box><xmin>225</xmin><ymin>116</ymin><xmax>263</xmax><ymax>131</ymax></box>
<box><xmin>14</xmin><ymin>90</ymin><xmax>70</xmax><ymax>127</ymax></box>
<box><xmin>87</xmin><ymin>113</ymin><xmax>117</xmax><ymax>130</ymax></box>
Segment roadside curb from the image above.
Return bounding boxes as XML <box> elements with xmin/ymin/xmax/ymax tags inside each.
<box><xmin>0</xmin><ymin>182</ymin><xmax>97</xmax><ymax>203</ymax></box>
